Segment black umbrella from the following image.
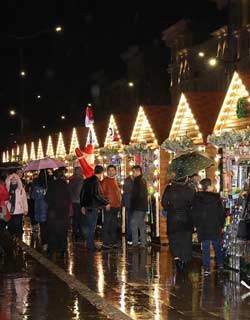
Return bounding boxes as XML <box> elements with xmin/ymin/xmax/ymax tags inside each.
<box><xmin>168</xmin><ymin>152</ymin><xmax>214</xmax><ymax>180</ymax></box>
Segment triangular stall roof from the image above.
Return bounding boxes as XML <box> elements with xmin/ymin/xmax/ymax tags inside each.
<box><xmin>130</xmin><ymin>105</ymin><xmax>174</xmax><ymax>145</ymax></box>
<box><xmin>184</xmin><ymin>92</ymin><xmax>225</xmax><ymax>142</ymax></box>
<box><xmin>104</xmin><ymin>114</ymin><xmax>123</xmax><ymax>147</ymax></box>
<box><xmin>213</xmin><ymin>71</ymin><xmax>250</xmax><ymax>134</ymax></box>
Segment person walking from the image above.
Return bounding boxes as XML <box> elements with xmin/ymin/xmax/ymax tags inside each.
<box><xmin>122</xmin><ymin>174</ymin><xmax>134</xmax><ymax>245</ymax></box>
<box><xmin>6</xmin><ymin>173</ymin><xmax>28</xmax><ymax>239</ymax></box>
<box><xmin>31</xmin><ymin>170</ymin><xmax>48</xmax><ymax>251</ymax></box>
<box><xmin>45</xmin><ymin>168</ymin><xmax>71</xmax><ymax>258</ymax></box>
<box><xmin>191</xmin><ymin>178</ymin><xmax>225</xmax><ymax>275</ymax></box>
<box><xmin>80</xmin><ymin>165</ymin><xmax>108</xmax><ymax>252</ymax></box>
<box><xmin>162</xmin><ymin>176</ymin><xmax>195</xmax><ymax>271</ymax></box>
<box><xmin>101</xmin><ymin>165</ymin><xmax>121</xmax><ymax>249</ymax></box>
<box><xmin>0</xmin><ymin>175</ymin><xmax>12</xmax><ymax>256</ymax></box>
<box><xmin>130</xmin><ymin>165</ymin><xmax>148</xmax><ymax>249</ymax></box>
<box><xmin>69</xmin><ymin>167</ymin><xmax>85</xmax><ymax>241</ymax></box>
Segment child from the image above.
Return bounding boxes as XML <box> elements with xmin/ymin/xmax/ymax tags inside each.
<box><xmin>192</xmin><ymin>178</ymin><xmax>225</xmax><ymax>275</ymax></box>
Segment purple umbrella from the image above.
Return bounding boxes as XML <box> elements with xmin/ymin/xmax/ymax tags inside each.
<box><xmin>23</xmin><ymin>158</ymin><xmax>67</xmax><ymax>172</ymax></box>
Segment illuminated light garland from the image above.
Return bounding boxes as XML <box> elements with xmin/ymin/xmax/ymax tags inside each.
<box><xmin>22</xmin><ymin>144</ymin><xmax>29</xmax><ymax>162</ymax></box>
<box><xmin>130</xmin><ymin>106</ymin><xmax>156</xmax><ymax>145</ymax></box>
<box><xmin>30</xmin><ymin>142</ymin><xmax>36</xmax><ymax>160</ymax></box>
<box><xmin>86</xmin><ymin>126</ymin><xmax>99</xmax><ymax>147</ymax></box>
<box><xmin>16</xmin><ymin>145</ymin><xmax>20</xmax><ymax>157</ymax></box>
<box><xmin>37</xmin><ymin>139</ymin><xmax>44</xmax><ymax>159</ymax></box>
<box><xmin>11</xmin><ymin>148</ymin><xmax>15</xmax><ymax>162</ymax></box>
<box><xmin>213</xmin><ymin>71</ymin><xmax>249</xmax><ymax>133</ymax></box>
<box><xmin>46</xmin><ymin>136</ymin><xmax>54</xmax><ymax>158</ymax></box>
<box><xmin>169</xmin><ymin>93</ymin><xmax>203</xmax><ymax>144</ymax></box>
<box><xmin>2</xmin><ymin>152</ymin><xmax>6</xmax><ymax>163</ymax></box>
<box><xmin>69</xmin><ymin>128</ymin><xmax>79</xmax><ymax>154</ymax></box>
<box><xmin>56</xmin><ymin>132</ymin><xmax>66</xmax><ymax>158</ymax></box>
<box><xmin>104</xmin><ymin>114</ymin><xmax>122</xmax><ymax>146</ymax></box>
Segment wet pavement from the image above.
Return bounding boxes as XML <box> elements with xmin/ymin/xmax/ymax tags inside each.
<box><xmin>4</xmin><ymin>223</ymin><xmax>250</xmax><ymax>320</ymax></box>
<box><xmin>0</xmin><ymin>252</ymin><xmax>107</xmax><ymax>319</ymax></box>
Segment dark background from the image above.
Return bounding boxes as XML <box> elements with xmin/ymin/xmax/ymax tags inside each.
<box><xmin>0</xmin><ymin>0</ymin><xmax>227</xmax><ymax>150</ymax></box>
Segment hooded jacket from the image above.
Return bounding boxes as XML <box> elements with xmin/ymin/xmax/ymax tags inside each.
<box><xmin>162</xmin><ymin>182</ymin><xmax>195</xmax><ymax>235</ymax></box>
<box><xmin>5</xmin><ymin>174</ymin><xmax>28</xmax><ymax>215</ymax></box>
<box><xmin>191</xmin><ymin>191</ymin><xmax>225</xmax><ymax>241</ymax></box>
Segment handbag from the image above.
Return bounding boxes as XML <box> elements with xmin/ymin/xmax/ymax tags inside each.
<box><xmin>237</xmin><ymin>193</ymin><xmax>250</xmax><ymax>240</ymax></box>
<box><xmin>0</xmin><ymin>204</ymin><xmax>11</xmax><ymax>222</ymax></box>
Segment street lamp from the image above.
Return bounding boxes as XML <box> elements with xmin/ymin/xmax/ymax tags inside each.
<box><xmin>198</xmin><ymin>52</ymin><xmax>205</xmax><ymax>57</ymax></box>
<box><xmin>208</xmin><ymin>58</ymin><xmax>217</xmax><ymax>67</ymax></box>
<box><xmin>9</xmin><ymin>110</ymin><xmax>16</xmax><ymax>116</ymax></box>
<box><xmin>55</xmin><ymin>26</ymin><xmax>62</xmax><ymax>33</ymax></box>
<box><xmin>61</xmin><ymin>115</ymin><xmax>66</xmax><ymax>120</ymax></box>
<box><xmin>20</xmin><ymin>70</ymin><xmax>26</xmax><ymax>77</ymax></box>
<box><xmin>42</xmin><ymin>125</ymin><xmax>46</xmax><ymax>129</ymax></box>
<box><xmin>128</xmin><ymin>82</ymin><xmax>134</xmax><ymax>87</ymax></box>
<box><xmin>37</xmin><ymin>95</ymin><xmax>41</xmax><ymax>99</ymax></box>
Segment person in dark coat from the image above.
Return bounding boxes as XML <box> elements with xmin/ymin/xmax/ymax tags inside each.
<box><xmin>162</xmin><ymin>177</ymin><xmax>195</xmax><ymax>270</ymax></box>
<box><xmin>69</xmin><ymin>167</ymin><xmax>84</xmax><ymax>241</ymax></box>
<box><xmin>130</xmin><ymin>165</ymin><xmax>148</xmax><ymax>249</ymax></box>
<box><xmin>122</xmin><ymin>175</ymin><xmax>134</xmax><ymax>244</ymax></box>
<box><xmin>80</xmin><ymin>165</ymin><xmax>108</xmax><ymax>252</ymax></box>
<box><xmin>191</xmin><ymin>178</ymin><xmax>225</xmax><ymax>275</ymax></box>
<box><xmin>45</xmin><ymin>168</ymin><xmax>71</xmax><ymax>258</ymax></box>
<box><xmin>31</xmin><ymin>170</ymin><xmax>48</xmax><ymax>251</ymax></box>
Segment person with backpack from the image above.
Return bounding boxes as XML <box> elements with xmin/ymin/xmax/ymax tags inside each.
<box><xmin>191</xmin><ymin>178</ymin><xmax>225</xmax><ymax>275</ymax></box>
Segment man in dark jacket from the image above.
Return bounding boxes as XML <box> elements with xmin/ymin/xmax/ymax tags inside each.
<box><xmin>122</xmin><ymin>175</ymin><xmax>134</xmax><ymax>245</ymax></box>
<box><xmin>69</xmin><ymin>167</ymin><xmax>84</xmax><ymax>241</ymax></box>
<box><xmin>192</xmin><ymin>178</ymin><xmax>225</xmax><ymax>275</ymax></box>
<box><xmin>162</xmin><ymin>177</ymin><xmax>195</xmax><ymax>270</ymax></box>
<box><xmin>130</xmin><ymin>165</ymin><xmax>148</xmax><ymax>249</ymax></box>
<box><xmin>80</xmin><ymin>165</ymin><xmax>108</xmax><ymax>252</ymax></box>
<box><xmin>45</xmin><ymin>168</ymin><xmax>71</xmax><ymax>258</ymax></box>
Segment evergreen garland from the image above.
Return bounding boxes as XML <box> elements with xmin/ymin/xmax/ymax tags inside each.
<box><xmin>236</xmin><ymin>97</ymin><xmax>247</xmax><ymax>119</ymax></box>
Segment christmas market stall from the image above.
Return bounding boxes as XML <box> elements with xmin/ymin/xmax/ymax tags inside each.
<box><xmin>161</xmin><ymin>92</ymin><xmax>224</xmax><ymax>242</ymax></box>
<box><xmin>123</xmin><ymin>105</ymin><xmax>174</xmax><ymax>244</ymax></box>
<box><xmin>207</xmin><ymin>71</ymin><xmax>250</xmax><ymax>273</ymax></box>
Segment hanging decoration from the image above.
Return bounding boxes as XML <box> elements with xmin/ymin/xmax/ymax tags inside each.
<box><xmin>236</xmin><ymin>97</ymin><xmax>247</xmax><ymax>119</ymax></box>
<box><xmin>124</xmin><ymin>142</ymin><xmax>149</xmax><ymax>156</ymax></box>
<box><xmin>161</xmin><ymin>136</ymin><xmax>194</xmax><ymax>153</ymax></box>
<box><xmin>207</xmin><ymin>129</ymin><xmax>250</xmax><ymax>148</ymax></box>
<box><xmin>99</xmin><ymin>146</ymin><xmax>120</xmax><ymax>157</ymax></box>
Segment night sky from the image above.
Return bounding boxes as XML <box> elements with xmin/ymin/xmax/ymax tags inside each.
<box><xmin>0</xmin><ymin>0</ymin><xmax>227</xmax><ymax>150</ymax></box>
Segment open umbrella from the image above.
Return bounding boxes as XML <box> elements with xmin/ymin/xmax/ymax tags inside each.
<box><xmin>168</xmin><ymin>152</ymin><xmax>214</xmax><ymax>180</ymax></box>
<box><xmin>23</xmin><ymin>158</ymin><xmax>67</xmax><ymax>172</ymax></box>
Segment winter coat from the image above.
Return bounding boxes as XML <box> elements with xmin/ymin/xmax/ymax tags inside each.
<box><xmin>162</xmin><ymin>182</ymin><xmax>195</xmax><ymax>235</ymax></box>
<box><xmin>80</xmin><ymin>175</ymin><xmax>108</xmax><ymax>209</ymax></box>
<box><xmin>191</xmin><ymin>191</ymin><xmax>225</xmax><ymax>241</ymax></box>
<box><xmin>0</xmin><ymin>183</ymin><xmax>9</xmax><ymax>205</ymax></box>
<box><xmin>130</xmin><ymin>175</ymin><xmax>148</xmax><ymax>212</ymax></box>
<box><xmin>45</xmin><ymin>179</ymin><xmax>71</xmax><ymax>221</ymax></box>
<box><xmin>122</xmin><ymin>176</ymin><xmax>134</xmax><ymax>208</ymax></box>
<box><xmin>101</xmin><ymin>176</ymin><xmax>121</xmax><ymax>208</ymax></box>
<box><xmin>31</xmin><ymin>183</ymin><xmax>48</xmax><ymax>223</ymax></box>
<box><xmin>69</xmin><ymin>174</ymin><xmax>84</xmax><ymax>204</ymax></box>
<box><xmin>5</xmin><ymin>174</ymin><xmax>28</xmax><ymax>215</ymax></box>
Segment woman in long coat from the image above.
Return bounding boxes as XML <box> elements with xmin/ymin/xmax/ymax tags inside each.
<box><xmin>45</xmin><ymin>169</ymin><xmax>71</xmax><ymax>258</ymax></box>
<box><xmin>162</xmin><ymin>177</ymin><xmax>195</xmax><ymax>271</ymax></box>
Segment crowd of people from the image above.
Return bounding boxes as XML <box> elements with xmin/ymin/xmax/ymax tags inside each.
<box><xmin>0</xmin><ymin>164</ymin><xmax>226</xmax><ymax>276</ymax></box>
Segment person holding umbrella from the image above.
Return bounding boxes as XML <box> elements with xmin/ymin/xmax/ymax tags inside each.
<box><xmin>162</xmin><ymin>152</ymin><xmax>214</xmax><ymax>271</ymax></box>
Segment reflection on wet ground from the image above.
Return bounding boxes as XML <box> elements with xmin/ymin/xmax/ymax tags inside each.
<box><xmin>22</xmin><ymin>225</ymin><xmax>250</xmax><ymax>320</ymax></box>
<box><xmin>0</xmin><ymin>253</ymin><xmax>107</xmax><ymax>320</ymax></box>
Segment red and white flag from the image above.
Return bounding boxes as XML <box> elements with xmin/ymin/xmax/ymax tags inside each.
<box><xmin>85</xmin><ymin>106</ymin><xmax>94</xmax><ymax>127</ymax></box>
